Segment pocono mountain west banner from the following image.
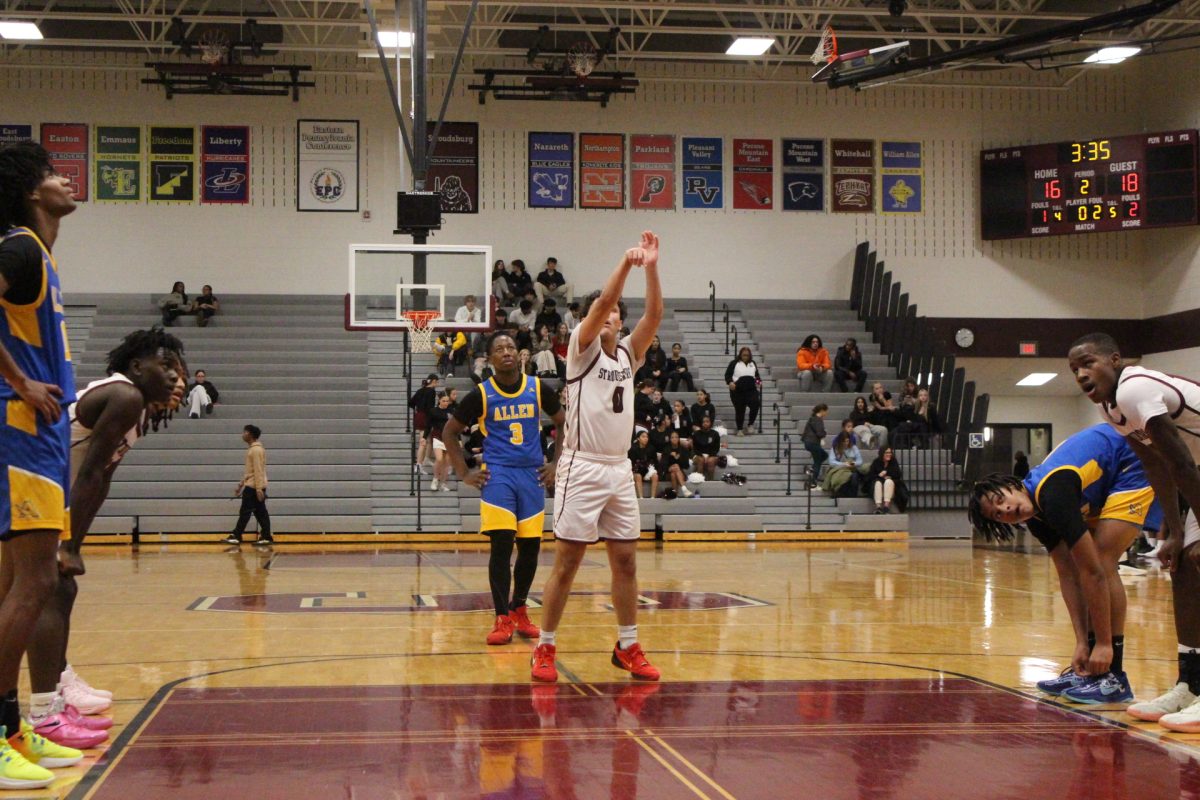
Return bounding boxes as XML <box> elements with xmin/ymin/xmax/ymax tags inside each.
<box><xmin>41</xmin><ymin>123</ymin><xmax>88</xmax><ymax>202</ymax></box>
<box><xmin>201</xmin><ymin>126</ymin><xmax>250</xmax><ymax>204</ymax></box>
<box><xmin>297</xmin><ymin>120</ymin><xmax>359</xmax><ymax>212</ymax></box>
<box><xmin>94</xmin><ymin>126</ymin><xmax>142</xmax><ymax>203</ymax></box>
<box><xmin>147</xmin><ymin>126</ymin><xmax>196</xmax><ymax>203</ymax></box>
<box><xmin>0</xmin><ymin>125</ymin><xmax>32</xmax><ymax>146</ymax></box>
<box><xmin>629</xmin><ymin>134</ymin><xmax>675</xmax><ymax>210</ymax></box>
<box><xmin>732</xmin><ymin>138</ymin><xmax>773</xmax><ymax>210</ymax></box>
<box><xmin>579</xmin><ymin>133</ymin><xmax>624</xmax><ymax>209</ymax></box>
<box><xmin>830</xmin><ymin>139</ymin><xmax>875</xmax><ymax>213</ymax></box>
<box><xmin>681</xmin><ymin>137</ymin><xmax>723</xmax><ymax>210</ymax></box>
<box><xmin>781</xmin><ymin>139</ymin><xmax>825</xmax><ymax>212</ymax></box>
<box><xmin>426</xmin><ymin>121</ymin><xmax>478</xmax><ymax>214</ymax></box>
<box><xmin>880</xmin><ymin>141</ymin><xmax>923</xmax><ymax>214</ymax></box>
<box><xmin>528</xmin><ymin>132</ymin><xmax>574</xmax><ymax>208</ymax></box>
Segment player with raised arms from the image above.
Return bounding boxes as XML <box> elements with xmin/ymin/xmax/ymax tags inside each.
<box><xmin>531</xmin><ymin>231</ymin><xmax>663</xmax><ymax>683</ymax></box>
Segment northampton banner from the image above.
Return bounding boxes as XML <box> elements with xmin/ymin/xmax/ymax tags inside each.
<box><xmin>201</xmin><ymin>126</ymin><xmax>250</xmax><ymax>204</ymax></box>
<box><xmin>297</xmin><ymin>120</ymin><xmax>359</xmax><ymax>212</ymax></box>
<box><xmin>95</xmin><ymin>126</ymin><xmax>141</xmax><ymax>203</ymax></box>
<box><xmin>426</xmin><ymin>121</ymin><xmax>478</xmax><ymax>214</ymax></box>
<box><xmin>579</xmin><ymin>133</ymin><xmax>624</xmax><ymax>209</ymax></box>
<box><xmin>681</xmin><ymin>137</ymin><xmax>723</xmax><ymax>210</ymax></box>
<box><xmin>148</xmin><ymin>126</ymin><xmax>195</xmax><ymax>203</ymax></box>
<box><xmin>528</xmin><ymin>132</ymin><xmax>574</xmax><ymax>208</ymax></box>
<box><xmin>0</xmin><ymin>125</ymin><xmax>32</xmax><ymax>146</ymax></box>
<box><xmin>630</xmin><ymin>134</ymin><xmax>675</xmax><ymax>210</ymax></box>
<box><xmin>830</xmin><ymin>139</ymin><xmax>875</xmax><ymax>213</ymax></box>
<box><xmin>41</xmin><ymin>123</ymin><xmax>88</xmax><ymax>202</ymax></box>
<box><xmin>781</xmin><ymin>138</ymin><xmax>824</xmax><ymax>212</ymax></box>
<box><xmin>880</xmin><ymin>140</ymin><xmax>923</xmax><ymax>214</ymax></box>
<box><xmin>732</xmin><ymin>138</ymin><xmax>773</xmax><ymax>210</ymax></box>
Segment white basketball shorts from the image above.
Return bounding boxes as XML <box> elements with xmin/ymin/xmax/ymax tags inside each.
<box><xmin>553</xmin><ymin>450</ymin><xmax>641</xmax><ymax>544</ymax></box>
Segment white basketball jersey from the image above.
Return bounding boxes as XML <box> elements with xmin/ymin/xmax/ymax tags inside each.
<box><xmin>563</xmin><ymin>326</ymin><xmax>644</xmax><ymax>459</ymax></box>
<box><xmin>69</xmin><ymin>373</ymin><xmax>145</xmax><ymax>484</ymax></box>
<box><xmin>1099</xmin><ymin>366</ymin><xmax>1200</xmax><ymax>465</ymax></box>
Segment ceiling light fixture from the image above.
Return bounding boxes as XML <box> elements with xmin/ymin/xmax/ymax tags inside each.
<box><xmin>726</xmin><ymin>37</ymin><xmax>774</xmax><ymax>56</ymax></box>
<box><xmin>1084</xmin><ymin>46</ymin><xmax>1141</xmax><ymax>64</ymax></box>
<box><xmin>376</xmin><ymin>30</ymin><xmax>413</xmax><ymax>48</ymax></box>
<box><xmin>0</xmin><ymin>22</ymin><xmax>43</xmax><ymax>40</ymax></box>
<box><xmin>1016</xmin><ymin>373</ymin><xmax>1058</xmax><ymax>387</ymax></box>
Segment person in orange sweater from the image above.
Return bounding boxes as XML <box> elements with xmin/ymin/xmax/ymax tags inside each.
<box><xmin>796</xmin><ymin>334</ymin><xmax>833</xmax><ymax>392</ymax></box>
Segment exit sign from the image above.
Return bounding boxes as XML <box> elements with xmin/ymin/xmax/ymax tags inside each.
<box><xmin>1019</xmin><ymin>341</ymin><xmax>1039</xmax><ymax>356</ymax></box>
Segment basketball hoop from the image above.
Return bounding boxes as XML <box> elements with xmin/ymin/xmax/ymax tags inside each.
<box><xmin>567</xmin><ymin>41</ymin><xmax>598</xmax><ymax>78</ymax></box>
<box><xmin>402</xmin><ymin>310</ymin><xmax>441</xmax><ymax>354</ymax></box>
<box><xmin>199</xmin><ymin>30</ymin><xmax>229</xmax><ymax>66</ymax></box>
<box><xmin>810</xmin><ymin>25</ymin><xmax>838</xmax><ymax>66</ymax></box>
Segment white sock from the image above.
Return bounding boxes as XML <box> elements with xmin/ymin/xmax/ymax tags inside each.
<box><xmin>1179</xmin><ymin>644</ymin><xmax>1199</xmax><ymax>654</ymax></box>
<box><xmin>618</xmin><ymin>625</ymin><xmax>638</xmax><ymax>650</ymax></box>
<box><xmin>28</xmin><ymin>692</ymin><xmax>57</xmax><ymax>722</ymax></box>
<box><xmin>539</xmin><ymin>630</ymin><xmax>556</xmax><ymax>646</ymax></box>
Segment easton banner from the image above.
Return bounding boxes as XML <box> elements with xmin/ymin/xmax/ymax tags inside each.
<box><xmin>41</xmin><ymin>123</ymin><xmax>88</xmax><ymax>202</ymax></box>
<box><xmin>681</xmin><ymin>137</ymin><xmax>723</xmax><ymax>210</ymax></box>
<box><xmin>782</xmin><ymin>138</ymin><xmax>825</xmax><ymax>212</ymax></box>
<box><xmin>147</xmin><ymin>126</ymin><xmax>195</xmax><ymax>203</ymax></box>
<box><xmin>426</xmin><ymin>121</ymin><xmax>478</xmax><ymax>214</ymax></box>
<box><xmin>297</xmin><ymin>120</ymin><xmax>359</xmax><ymax>212</ymax></box>
<box><xmin>880</xmin><ymin>140</ymin><xmax>923</xmax><ymax>214</ymax></box>
<box><xmin>0</xmin><ymin>125</ymin><xmax>32</xmax><ymax>146</ymax></box>
<box><xmin>94</xmin><ymin>126</ymin><xmax>142</xmax><ymax>203</ymax></box>
<box><xmin>579</xmin><ymin>133</ymin><xmax>624</xmax><ymax>209</ymax></box>
<box><xmin>831</xmin><ymin>139</ymin><xmax>875</xmax><ymax>213</ymax></box>
<box><xmin>733</xmin><ymin>138</ymin><xmax>773</xmax><ymax>210</ymax></box>
<box><xmin>201</xmin><ymin>126</ymin><xmax>250</xmax><ymax>204</ymax></box>
<box><xmin>630</xmin><ymin>134</ymin><xmax>675</xmax><ymax>210</ymax></box>
<box><xmin>528</xmin><ymin>132</ymin><xmax>573</xmax><ymax>208</ymax></box>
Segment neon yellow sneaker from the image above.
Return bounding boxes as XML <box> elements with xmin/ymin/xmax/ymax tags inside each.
<box><xmin>9</xmin><ymin>720</ymin><xmax>83</xmax><ymax>768</ymax></box>
<box><xmin>0</xmin><ymin>727</ymin><xmax>53</xmax><ymax>789</ymax></box>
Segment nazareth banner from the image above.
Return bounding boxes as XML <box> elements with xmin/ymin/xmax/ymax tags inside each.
<box><xmin>528</xmin><ymin>132</ymin><xmax>574</xmax><ymax>209</ymax></box>
<box><xmin>630</xmin><ymin>134</ymin><xmax>675</xmax><ymax>210</ymax></box>
<box><xmin>681</xmin><ymin>137</ymin><xmax>723</xmax><ymax>210</ymax></box>
<box><xmin>297</xmin><ymin>120</ymin><xmax>359</xmax><ymax>212</ymax></box>
<box><xmin>732</xmin><ymin>138</ymin><xmax>773</xmax><ymax>210</ymax></box>
<box><xmin>830</xmin><ymin>139</ymin><xmax>875</xmax><ymax>213</ymax></box>
<box><xmin>579</xmin><ymin>133</ymin><xmax>624</xmax><ymax>209</ymax></box>
<box><xmin>880</xmin><ymin>140</ymin><xmax>923</xmax><ymax>214</ymax></box>
<box><xmin>41</xmin><ymin>124</ymin><xmax>88</xmax><ymax>202</ymax></box>
<box><xmin>147</xmin><ymin>126</ymin><xmax>195</xmax><ymax>203</ymax></box>
<box><xmin>201</xmin><ymin>126</ymin><xmax>250</xmax><ymax>204</ymax></box>
<box><xmin>782</xmin><ymin>138</ymin><xmax>825</xmax><ymax>212</ymax></box>
<box><xmin>94</xmin><ymin>126</ymin><xmax>141</xmax><ymax>203</ymax></box>
<box><xmin>0</xmin><ymin>125</ymin><xmax>32</xmax><ymax>146</ymax></box>
<box><xmin>426</xmin><ymin>122</ymin><xmax>478</xmax><ymax>214</ymax></box>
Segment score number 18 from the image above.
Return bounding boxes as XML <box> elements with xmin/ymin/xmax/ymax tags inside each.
<box><xmin>1042</xmin><ymin>173</ymin><xmax>1139</xmax><ymax>199</ymax></box>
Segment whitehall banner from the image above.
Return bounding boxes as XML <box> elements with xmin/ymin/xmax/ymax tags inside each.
<box><xmin>830</xmin><ymin>139</ymin><xmax>875</xmax><ymax>213</ymax></box>
<box><xmin>297</xmin><ymin>120</ymin><xmax>359</xmax><ymax>212</ymax></box>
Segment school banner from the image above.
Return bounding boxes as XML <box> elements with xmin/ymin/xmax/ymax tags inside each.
<box><xmin>830</xmin><ymin>139</ymin><xmax>875</xmax><ymax>213</ymax></box>
<box><xmin>681</xmin><ymin>137</ymin><xmax>723</xmax><ymax>210</ymax></box>
<box><xmin>0</xmin><ymin>125</ymin><xmax>32</xmax><ymax>146</ymax></box>
<box><xmin>94</xmin><ymin>126</ymin><xmax>141</xmax><ymax>203</ymax></box>
<box><xmin>630</xmin><ymin>134</ymin><xmax>675</xmax><ymax>210</ymax></box>
<box><xmin>880</xmin><ymin>140</ymin><xmax>923</xmax><ymax>214</ymax></box>
<box><xmin>41</xmin><ymin>124</ymin><xmax>88</xmax><ymax>202</ymax></box>
<box><xmin>782</xmin><ymin>138</ymin><xmax>825</xmax><ymax>212</ymax></box>
<box><xmin>201</xmin><ymin>126</ymin><xmax>250</xmax><ymax>204</ymax></box>
<box><xmin>147</xmin><ymin>126</ymin><xmax>195</xmax><ymax>203</ymax></box>
<box><xmin>732</xmin><ymin>138</ymin><xmax>773</xmax><ymax>210</ymax></box>
<box><xmin>426</xmin><ymin>121</ymin><xmax>478</xmax><ymax>214</ymax></box>
<box><xmin>579</xmin><ymin>133</ymin><xmax>624</xmax><ymax>209</ymax></box>
<box><xmin>528</xmin><ymin>132</ymin><xmax>573</xmax><ymax>208</ymax></box>
<box><xmin>297</xmin><ymin>120</ymin><xmax>359</xmax><ymax>212</ymax></box>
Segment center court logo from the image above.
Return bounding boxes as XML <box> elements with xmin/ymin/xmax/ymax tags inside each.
<box><xmin>310</xmin><ymin>168</ymin><xmax>345</xmax><ymax>203</ymax></box>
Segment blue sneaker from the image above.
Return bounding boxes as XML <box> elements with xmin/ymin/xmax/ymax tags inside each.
<box><xmin>1061</xmin><ymin>671</ymin><xmax>1134</xmax><ymax>705</ymax></box>
<box><xmin>1037</xmin><ymin>668</ymin><xmax>1087</xmax><ymax>696</ymax></box>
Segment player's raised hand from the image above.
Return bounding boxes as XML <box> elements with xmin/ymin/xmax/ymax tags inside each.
<box><xmin>639</xmin><ymin>230</ymin><xmax>660</xmax><ymax>269</ymax></box>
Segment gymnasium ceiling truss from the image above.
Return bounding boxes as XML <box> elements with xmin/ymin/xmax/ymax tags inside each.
<box><xmin>3</xmin><ymin>1</ymin><xmax>1200</xmax><ymax>89</ymax></box>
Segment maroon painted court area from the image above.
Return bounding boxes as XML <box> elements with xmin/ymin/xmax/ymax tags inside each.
<box><xmin>78</xmin><ymin>679</ymin><xmax>1194</xmax><ymax>799</ymax></box>
<box><xmin>268</xmin><ymin>551</ymin><xmax>603</xmax><ymax>570</ymax></box>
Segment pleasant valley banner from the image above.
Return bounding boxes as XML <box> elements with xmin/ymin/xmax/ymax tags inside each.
<box><xmin>681</xmin><ymin>137</ymin><xmax>723</xmax><ymax>210</ymax></box>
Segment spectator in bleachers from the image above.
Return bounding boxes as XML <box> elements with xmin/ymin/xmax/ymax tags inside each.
<box><xmin>648</xmin><ymin>415</ymin><xmax>673</xmax><ymax>457</ymax></box>
<box><xmin>866</xmin><ymin>447</ymin><xmax>905</xmax><ymax>514</ymax></box>
<box><xmin>634</xmin><ymin>380</ymin><xmax>657</xmax><ymax>433</ymax></box>
<box><xmin>691</xmin><ymin>415</ymin><xmax>722</xmax><ymax>480</ymax></box>
<box><xmin>796</xmin><ymin>334</ymin><xmax>834</xmax><ymax>392</ymax></box>
<box><xmin>534</xmin><ymin>297</ymin><xmax>562</xmax><ymax>333</ymax></box>
<box><xmin>185</xmin><ymin>369</ymin><xmax>219</xmax><ymax>419</ymax></box>
<box><xmin>454</xmin><ymin>294</ymin><xmax>484</xmax><ymax>356</ymax></box>
<box><xmin>224</xmin><ymin>424</ymin><xmax>271</xmax><ymax>545</ymax></box>
<box><xmin>534</xmin><ymin>257</ymin><xmax>573</xmax><ymax>309</ymax></box>
<box><xmin>518</xmin><ymin>348</ymin><xmax>535</xmax><ymax>376</ymax></box>
<box><xmin>433</xmin><ymin>330</ymin><xmax>467</xmax><ymax>377</ymax></box>
<box><xmin>897</xmin><ymin>377</ymin><xmax>920</xmax><ymax>415</ymax></box>
<box><xmin>565</xmin><ymin>302</ymin><xmax>583</xmax><ymax>332</ymax></box>
<box><xmin>665</xmin><ymin>342</ymin><xmax>695</xmax><ymax>392</ymax></box>
<box><xmin>833</xmin><ymin>337</ymin><xmax>866</xmax><ymax>393</ymax></box>
<box><xmin>822</xmin><ymin>420</ymin><xmax>864</xmax><ymax>498</ymax></box>
<box><xmin>725</xmin><ymin>346</ymin><xmax>762</xmax><ymax>436</ymax></box>
<box><xmin>659</xmin><ymin>432</ymin><xmax>695</xmax><ymax>498</ymax></box>
<box><xmin>850</xmin><ymin>395</ymin><xmax>888</xmax><ymax>450</ymax></box>
<box><xmin>649</xmin><ymin>388</ymin><xmax>672</xmax><ymax>428</ymax></box>
<box><xmin>628</xmin><ymin>430</ymin><xmax>660</xmax><ymax>499</ymax></box>
<box><xmin>671</xmin><ymin>399</ymin><xmax>693</xmax><ymax>447</ymax></box>
<box><xmin>691</xmin><ymin>389</ymin><xmax>717</xmax><ymax>429</ymax></box>
<box><xmin>427</xmin><ymin>392</ymin><xmax>453</xmax><ymax>492</ymax></box>
<box><xmin>463</xmin><ymin>422</ymin><xmax>485</xmax><ymax>470</ymax></box>
<box><xmin>532</xmin><ymin>324</ymin><xmax>558</xmax><ymax>378</ymax></box>
<box><xmin>507</xmin><ymin>259</ymin><xmax>533</xmax><ymax>302</ymax></box>
<box><xmin>194</xmin><ymin>284</ymin><xmax>219</xmax><ymax>328</ymax></box>
<box><xmin>158</xmin><ymin>281</ymin><xmax>189</xmax><ymax>326</ymax></box>
<box><xmin>551</xmin><ymin>323</ymin><xmax>570</xmax><ymax>376</ymax></box>
<box><xmin>638</xmin><ymin>335</ymin><xmax>668</xmax><ymax>389</ymax></box>
<box><xmin>491</xmin><ymin>260</ymin><xmax>513</xmax><ymax>306</ymax></box>
<box><xmin>408</xmin><ymin>373</ymin><xmax>440</xmax><ymax>473</ymax></box>
<box><xmin>446</xmin><ymin>387</ymin><xmax>459</xmax><ymax>412</ymax></box>
<box><xmin>894</xmin><ymin>387</ymin><xmax>943</xmax><ymax>449</ymax></box>
<box><xmin>801</xmin><ymin>403</ymin><xmax>830</xmax><ymax>488</ymax></box>
<box><xmin>509</xmin><ymin>298</ymin><xmax>537</xmax><ymax>347</ymax></box>
<box><xmin>868</xmin><ymin>381</ymin><xmax>901</xmax><ymax>431</ymax></box>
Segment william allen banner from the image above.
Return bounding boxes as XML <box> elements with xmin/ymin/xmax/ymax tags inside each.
<box><xmin>297</xmin><ymin>120</ymin><xmax>359</xmax><ymax>212</ymax></box>
<box><xmin>830</xmin><ymin>139</ymin><xmax>875</xmax><ymax>213</ymax></box>
<box><xmin>426</xmin><ymin>121</ymin><xmax>478</xmax><ymax>214</ymax></box>
<box><xmin>880</xmin><ymin>140</ymin><xmax>923</xmax><ymax>214</ymax></box>
<box><xmin>528</xmin><ymin>132</ymin><xmax>573</xmax><ymax>209</ymax></box>
<box><xmin>733</xmin><ymin>138</ymin><xmax>773</xmax><ymax>210</ymax></box>
<box><xmin>201</xmin><ymin>126</ymin><xmax>250</xmax><ymax>204</ymax></box>
<box><xmin>682</xmin><ymin>137</ymin><xmax>723</xmax><ymax>210</ymax></box>
<box><xmin>41</xmin><ymin>124</ymin><xmax>88</xmax><ymax>202</ymax></box>
<box><xmin>579</xmin><ymin>133</ymin><xmax>624</xmax><ymax>209</ymax></box>
<box><xmin>782</xmin><ymin>138</ymin><xmax>824</xmax><ymax>212</ymax></box>
<box><xmin>95</xmin><ymin>126</ymin><xmax>141</xmax><ymax>203</ymax></box>
<box><xmin>630</xmin><ymin>134</ymin><xmax>675</xmax><ymax>210</ymax></box>
<box><xmin>148</xmin><ymin>126</ymin><xmax>195</xmax><ymax>203</ymax></box>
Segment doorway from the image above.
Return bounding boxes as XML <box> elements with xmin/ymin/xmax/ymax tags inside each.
<box><xmin>981</xmin><ymin>423</ymin><xmax>1053</xmax><ymax>477</ymax></box>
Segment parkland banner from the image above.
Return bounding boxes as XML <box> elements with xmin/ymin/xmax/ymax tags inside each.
<box><xmin>0</xmin><ymin>125</ymin><xmax>32</xmax><ymax>146</ymax></box>
<box><xmin>830</xmin><ymin>139</ymin><xmax>875</xmax><ymax>213</ymax></box>
<box><xmin>148</xmin><ymin>126</ymin><xmax>195</xmax><ymax>203</ymax></box>
<box><xmin>781</xmin><ymin>138</ymin><xmax>825</xmax><ymax>212</ymax></box>
<box><xmin>681</xmin><ymin>137</ymin><xmax>723</xmax><ymax>210</ymax></box>
<box><xmin>201</xmin><ymin>126</ymin><xmax>250</xmax><ymax>204</ymax></box>
<box><xmin>95</xmin><ymin>126</ymin><xmax>141</xmax><ymax>203</ymax></box>
<box><xmin>579</xmin><ymin>133</ymin><xmax>624</xmax><ymax>209</ymax></box>
<box><xmin>630</xmin><ymin>134</ymin><xmax>675</xmax><ymax>210</ymax></box>
<box><xmin>880</xmin><ymin>141</ymin><xmax>923</xmax><ymax>214</ymax></box>
<box><xmin>41</xmin><ymin>123</ymin><xmax>88</xmax><ymax>202</ymax></box>
<box><xmin>732</xmin><ymin>138</ymin><xmax>773</xmax><ymax>210</ymax></box>
<box><xmin>528</xmin><ymin>132</ymin><xmax>574</xmax><ymax>208</ymax></box>
<box><xmin>297</xmin><ymin>120</ymin><xmax>359</xmax><ymax>212</ymax></box>
<box><xmin>426</xmin><ymin>121</ymin><xmax>478</xmax><ymax>214</ymax></box>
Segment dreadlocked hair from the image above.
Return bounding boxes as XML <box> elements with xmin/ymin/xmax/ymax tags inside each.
<box><xmin>967</xmin><ymin>473</ymin><xmax>1027</xmax><ymax>542</ymax></box>
<box><xmin>0</xmin><ymin>141</ymin><xmax>53</xmax><ymax>231</ymax></box>
<box><xmin>106</xmin><ymin>326</ymin><xmax>185</xmax><ymax>376</ymax></box>
<box><xmin>146</xmin><ymin>349</ymin><xmax>188</xmax><ymax>434</ymax></box>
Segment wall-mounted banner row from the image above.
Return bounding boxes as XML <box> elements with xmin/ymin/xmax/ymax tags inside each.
<box><xmin>91</xmin><ymin>126</ymin><xmax>249</xmax><ymax>204</ymax></box>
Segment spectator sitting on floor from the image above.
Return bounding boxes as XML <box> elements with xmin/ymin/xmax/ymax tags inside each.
<box><xmin>851</xmin><ymin>395</ymin><xmax>888</xmax><ymax>450</ymax></box>
<box><xmin>691</xmin><ymin>415</ymin><xmax>722</xmax><ymax>480</ymax></box>
<box><xmin>868</xmin><ymin>381</ymin><xmax>901</xmax><ymax>431</ymax></box>
<box><xmin>665</xmin><ymin>343</ymin><xmax>695</xmax><ymax>392</ymax></box>
<box><xmin>866</xmin><ymin>447</ymin><xmax>907</xmax><ymax>514</ymax></box>
<box><xmin>158</xmin><ymin>281</ymin><xmax>190</xmax><ymax>327</ymax></box>
<box><xmin>565</xmin><ymin>301</ymin><xmax>583</xmax><ymax>332</ymax></box>
<box><xmin>185</xmin><ymin>369</ymin><xmax>219</xmax><ymax>418</ymax></box>
<box><xmin>796</xmin><ymin>334</ymin><xmax>834</xmax><ymax>392</ymax></box>
<box><xmin>833</xmin><ymin>337</ymin><xmax>866</xmax><ymax>393</ymax></box>
<box><xmin>506</xmin><ymin>259</ymin><xmax>533</xmax><ymax>302</ymax></box>
<box><xmin>725</xmin><ymin>346</ymin><xmax>762</xmax><ymax>436</ymax></box>
<box><xmin>194</xmin><ymin>284</ymin><xmax>219</xmax><ymax>328</ymax></box>
<box><xmin>637</xmin><ymin>335</ymin><xmax>668</xmax><ymax>389</ymax></box>
<box><xmin>628</xmin><ymin>430</ymin><xmax>660</xmax><ymax>499</ymax></box>
<box><xmin>433</xmin><ymin>330</ymin><xmax>467</xmax><ymax>376</ymax></box>
<box><xmin>801</xmin><ymin>403</ymin><xmax>830</xmax><ymax>488</ymax></box>
<box><xmin>454</xmin><ymin>294</ymin><xmax>484</xmax><ymax>355</ymax></box>
<box><xmin>491</xmin><ymin>260</ymin><xmax>513</xmax><ymax>307</ymax></box>
<box><xmin>659</xmin><ymin>432</ymin><xmax>695</xmax><ymax>498</ymax></box>
<box><xmin>691</xmin><ymin>389</ymin><xmax>717</xmax><ymax>429</ymax></box>
<box><xmin>671</xmin><ymin>399</ymin><xmax>693</xmax><ymax>447</ymax></box>
<box><xmin>408</xmin><ymin>374</ymin><xmax>440</xmax><ymax>474</ymax></box>
<box><xmin>822</xmin><ymin>420</ymin><xmax>864</xmax><ymax>498</ymax></box>
<box><xmin>534</xmin><ymin>298</ymin><xmax>562</xmax><ymax>333</ymax></box>
<box><xmin>634</xmin><ymin>380</ymin><xmax>657</xmax><ymax>434</ymax></box>
<box><xmin>894</xmin><ymin>387</ymin><xmax>943</xmax><ymax>449</ymax></box>
<box><xmin>534</xmin><ymin>257</ymin><xmax>573</xmax><ymax>309</ymax></box>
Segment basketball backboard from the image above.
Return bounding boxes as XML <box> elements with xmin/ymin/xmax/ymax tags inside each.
<box><xmin>345</xmin><ymin>243</ymin><xmax>492</xmax><ymax>332</ymax></box>
<box><xmin>812</xmin><ymin>40</ymin><xmax>910</xmax><ymax>83</ymax></box>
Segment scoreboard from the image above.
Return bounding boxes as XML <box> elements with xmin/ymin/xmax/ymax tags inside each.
<box><xmin>980</xmin><ymin>130</ymin><xmax>1199</xmax><ymax>240</ymax></box>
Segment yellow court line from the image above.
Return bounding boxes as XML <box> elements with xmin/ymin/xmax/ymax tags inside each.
<box><xmin>584</xmin><ymin>683</ymin><xmax>605</xmax><ymax>696</ymax></box>
<box><xmin>625</xmin><ymin>730</ymin><xmax>714</xmax><ymax>800</ymax></box>
<box><xmin>82</xmin><ymin>686</ymin><xmax>177</xmax><ymax>800</ymax></box>
<box><xmin>567</xmin><ymin>682</ymin><xmax>588</xmax><ymax>696</ymax></box>
<box><xmin>645</xmin><ymin>729</ymin><xmax>738</xmax><ymax>800</ymax></box>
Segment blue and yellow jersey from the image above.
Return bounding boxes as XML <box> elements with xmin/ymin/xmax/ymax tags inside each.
<box><xmin>479</xmin><ymin>374</ymin><xmax>544</xmax><ymax>469</ymax></box>
<box><xmin>0</xmin><ymin>226</ymin><xmax>75</xmax><ymax>404</ymax></box>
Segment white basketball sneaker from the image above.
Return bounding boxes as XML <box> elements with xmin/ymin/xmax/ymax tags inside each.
<box><xmin>62</xmin><ymin>668</ymin><xmax>112</xmax><ymax>699</ymax></box>
<box><xmin>1159</xmin><ymin>694</ymin><xmax>1200</xmax><ymax>732</ymax></box>
<box><xmin>1127</xmin><ymin>682</ymin><xmax>1197</xmax><ymax>722</ymax></box>
<box><xmin>58</xmin><ymin>681</ymin><xmax>111</xmax><ymax>716</ymax></box>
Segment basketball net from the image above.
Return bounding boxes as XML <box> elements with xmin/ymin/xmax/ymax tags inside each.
<box><xmin>402</xmin><ymin>310</ymin><xmax>441</xmax><ymax>354</ymax></box>
<box><xmin>810</xmin><ymin>25</ymin><xmax>837</xmax><ymax>65</ymax></box>
<box><xmin>199</xmin><ymin>30</ymin><xmax>229</xmax><ymax>65</ymax></box>
<box><xmin>567</xmin><ymin>41</ymin><xmax>598</xmax><ymax>77</ymax></box>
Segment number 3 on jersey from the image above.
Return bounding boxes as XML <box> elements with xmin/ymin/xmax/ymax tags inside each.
<box><xmin>508</xmin><ymin>422</ymin><xmax>524</xmax><ymax>445</ymax></box>
<box><xmin>612</xmin><ymin>386</ymin><xmax>624</xmax><ymax>413</ymax></box>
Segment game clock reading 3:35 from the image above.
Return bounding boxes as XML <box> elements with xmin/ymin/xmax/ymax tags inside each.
<box><xmin>980</xmin><ymin>130</ymin><xmax>1199</xmax><ymax>240</ymax></box>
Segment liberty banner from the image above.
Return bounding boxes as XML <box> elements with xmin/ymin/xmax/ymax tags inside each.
<box><xmin>579</xmin><ymin>133</ymin><xmax>625</xmax><ymax>209</ymax></box>
<box><xmin>733</xmin><ymin>139</ymin><xmax>773</xmax><ymax>210</ymax></box>
<box><xmin>201</xmin><ymin>126</ymin><xmax>250</xmax><ymax>204</ymax></box>
<box><xmin>148</xmin><ymin>127</ymin><xmax>195</xmax><ymax>203</ymax></box>
<box><xmin>830</xmin><ymin>139</ymin><xmax>875</xmax><ymax>213</ymax></box>
<box><xmin>528</xmin><ymin>132</ymin><xmax>574</xmax><ymax>208</ymax></box>
<box><xmin>781</xmin><ymin>139</ymin><xmax>825</xmax><ymax>212</ymax></box>
<box><xmin>297</xmin><ymin>120</ymin><xmax>359</xmax><ymax>212</ymax></box>
<box><xmin>0</xmin><ymin>125</ymin><xmax>32</xmax><ymax>146</ymax></box>
<box><xmin>95</xmin><ymin>126</ymin><xmax>142</xmax><ymax>203</ymax></box>
<box><xmin>681</xmin><ymin>137</ymin><xmax>723</xmax><ymax>210</ymax></box>
<box><xmin>880</xmin><ymin>141</ymin><xmax>923</xmax><ymax>214</ymax></box>
<box><xmin>630</xmin><ymin>134</ymin><xmax>675</xmax><ymax>210</ymax></box>
<box><xmin>426</xmin><ymin>122</ymin><xmax>478</xmax><ymax>214</ymax></box>
<box><xmin>41</xmin><ymin>123</ymin><xmax>88</xmax><ymax>202</ymax></box>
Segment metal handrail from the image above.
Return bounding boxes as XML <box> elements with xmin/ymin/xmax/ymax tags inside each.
<box><xmin>723</xmin><ymin>303</ymin><xmax>730</xmax><ymax>355</ymax></box>
<box><xmin>709</xmin><ymin>281</ymin><xmax>716</xmax><ymax>332</ymax></box>
<box><xmin>773</xmin><ymin>402</ymin><xmax>781</xmax><ymax>464</ymax></box>
<box><xmin>783</xmin><ymin>433</ymin><xmax>793</xmax><ymax>497</ymax></box>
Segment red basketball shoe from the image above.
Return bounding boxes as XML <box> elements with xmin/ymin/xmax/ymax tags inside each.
<box><xmin>486</xmin><ymin>615</ymin><xmax>516</xmax><ymax>646</ymax></box>
<box><xmin>509</xmin><ymin>606</ymin><xmax>540</xmax><ymax>639</ymax></box>
<box><xmin>612</xmin><ymin>642</ymin><xmax>660</xmax><ymax>681</ymax></box>
<box><xmin>531</xmin><ymin>644</ymin><xmax>558</xmax><ymax>683</ymax></box>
